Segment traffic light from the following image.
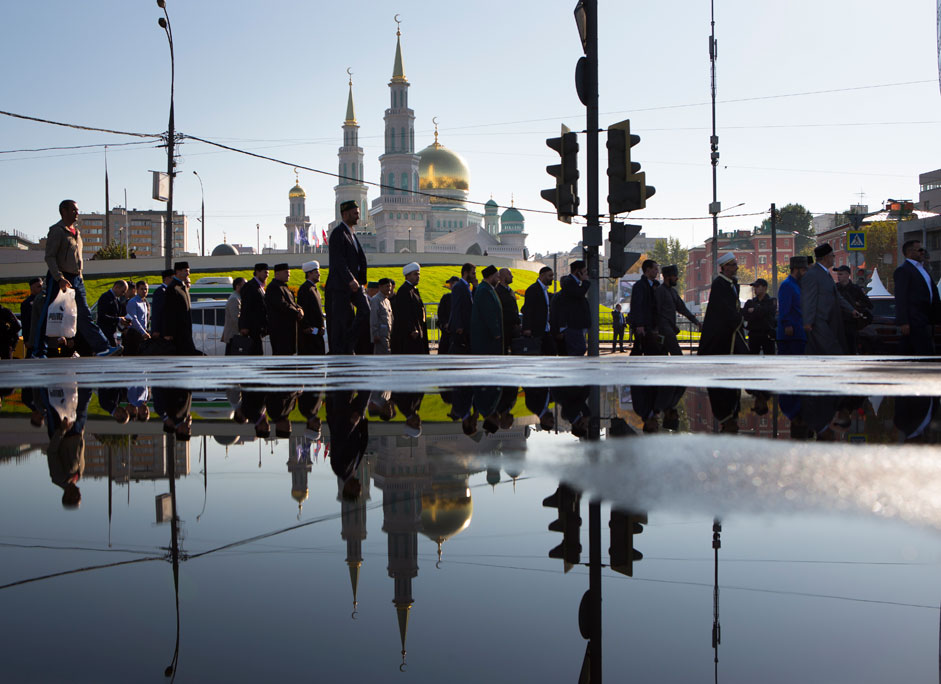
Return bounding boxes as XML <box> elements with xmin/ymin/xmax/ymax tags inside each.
<box><xmin>606</xmin><ymin>119</ymin><xmax>655</xmax><ymax>215</ymax></box>
<box><xmin>543</xmin><ymin>484</ymin><xmax>582</xmax><ymax>571</ymax></box>
<box><xmin>608</xmin><ymin>221</ymin><xmax>642</xmax><ymax>278</ymax></box>
<box><xmin>609</xmin><ymin>509</ymin><xmax>646</xmax><ymax>577</ymax></box>
<box><xmin>541</xmin><ymin>124</ymin><xmax>580</xmax><ymax>223</ymax></box>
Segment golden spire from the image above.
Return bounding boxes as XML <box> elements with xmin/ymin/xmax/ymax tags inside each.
<box><xmin>432</xmin><ymin>117</ymin><xmax>440</xmax><ymax>148</ymax></box>
<box><xmin>511</xmin><ymin>193</ymin><xmax>515</xmax><ymax>207</ymax></box>
<box><xmin>345</xmin><ymin>68</ymin><xmax>357</xmax><ymax>124</ymax></box>
<box><xmin>391</xmin><ymin>14</ymin><xmax>407</xmax><ymax>83</ymax></box>
<box><xmin>396</xmin><ymin>600</ymin><xmax>411</xmax><ymax>671</ymax></box>
<box><xmin>348</xmin><ymin>560</ymin><xmax>361</xmax><ymax>619</ymax></box>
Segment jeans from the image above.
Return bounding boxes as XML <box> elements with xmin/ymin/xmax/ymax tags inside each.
<box><xmin>33</xmin><ymin>272</ymin><xmax>109</xmax><ymax>357</ymax></box>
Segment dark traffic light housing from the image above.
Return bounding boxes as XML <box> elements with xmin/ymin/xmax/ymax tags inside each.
<box><xmin>608</xmin><ymin>221</ymin><xmax>642</xmax><ymax>279</ymax></box>
<box><xmin>541</xmin><ymin>124</ymin><xmax>580</xmax><ymax>223</ymax></box>
<box><xmin>543</xmin><ymin>484</ymin><xmax>582</xmax><ymax>572</ymax></box>
<box><xmin>609</xmin><ymin>509</ymin><xmax>646</xmax><ymax>577</ymax></box>
<box><xmin>606</xmin><ymin>119</ymin><xmax>655</xmax><ymax>216</ymax></box>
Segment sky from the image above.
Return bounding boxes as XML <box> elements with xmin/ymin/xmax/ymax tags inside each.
<box><xmin>1</xmin><ymin>0</ymin><xmax>940</xmax><ymax>257</ymax></box>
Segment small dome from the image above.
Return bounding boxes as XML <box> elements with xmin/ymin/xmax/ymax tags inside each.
<box><xmin>501</xmin><ymin>207</ymin><xmax>524</xmax><ymax>223</ymax></box>
<box><xmin>485</xmin><ymin>198</ymin><xmax>498</xmax><ymax>208</ymax></box>
<box><xmin>211</xmin><ymin>242</ymin><xmax>239</xmax><ymax>257</ymax></box>
<box><xmin>289</xmin><ymin>184</ymin><xmax>306</xmax><ymax>199</ymax></box>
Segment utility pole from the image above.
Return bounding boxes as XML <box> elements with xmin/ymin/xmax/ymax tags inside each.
<box><xmin>157</xmin><ymin>0</ymin><xmax>176</xmax><ymax>272</ymax></box>
<box><xmin>104</xmin><ymin>146</ymin><xmax>111</xmax><ymax>246</ymax></box>
<box><xmin>770</xmin><ymin>203</ymin><xmax>778</xmax><ymax>296</ymax></box>
<box><xmin>584</xmin><ymin>0</ymin><xmax>600</xmax><ymax>357</ymax></box>
<box><xmin>708</xmin><ymin>0</ymin><xmax>720</xmax><ymax>276</ymax></box>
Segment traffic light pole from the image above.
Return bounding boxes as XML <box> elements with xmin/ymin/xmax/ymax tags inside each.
<box><xmin>584</xmin><ymin>0</ymin><xmax>600</xmax><ymax>357</ymax></box>
<box><xmin>588</xmin><ymin>499</ymin><xmax>602</xmax><ymax>682</ymax></box>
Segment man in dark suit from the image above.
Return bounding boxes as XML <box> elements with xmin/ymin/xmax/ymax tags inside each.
<box><xmin>558</xmin><ymin>260</ymin><xmax>591</xmax><ymax>356</ymax></box>
<box><xmin>436</xmin><ymin>276</ymin><xmax>458</xmax><ymax>355</ymax></box>
<box><xmin>629</xmin><ymin>259</ymin><xmax>660</xmax><ymax>355</ymax></box>
<box><xmin>96</xmin><ymin>280</ymin><xmax>129</xmax><ymax>347</ymax></box>
<box><xmin>297</xmin><ymin>260</ymin><xmax>326</xmax><ymax>355</ymax></box>
<box><xmin>894</xmin><ymin>239</ymin><xmax>940</xmax><ymax>355</ymax></box>
<box><xmin>21</xmin><ymin>277</ymin><xmax>43</xmax><ymax>357</ymax></box>
<box><xmin>150</xmin><ymin>269</ymin><xmax>174</xmax><ymax>338</ymax></box>
<box><xmin>265</xmin><ymin>263</ymin><xmax>304</xmax><ymax>356</ymax></box>
<box><xmin>160</xmin><ymin>262</ymin><xmax>197</xmax><ymax>355</ymax></box>
<box><xmin>521</xmin><ymin>266</ymin><xmax>556</xmax><ymax>355</ymax></box>
<box><xmin>325</xmin><ymin>200</ymin><xmax>368</xmax><ymax>354</ymax></box>
<box><xmin>448</xmin><ymin>262</ymin><xmax>476</xmax><ymax>353</ymax></box>
<box><xmin>239</xmin><ymin>263</ymin><xmax>269</xmax><ymax>355</ymax></box>
<box><xmin>611</xmin><ymin>304</ymin><xmax>626</xmax><ymax>353</ymax></box>
<box><xmin>496</xmin><ymin>268</ymin><xmax>520</xmax><ymax>354</ymax></box>
<box><xmin>391</xmin><ymin>262</ymin><xmax>429</xmax><ymax>354</ymax></box>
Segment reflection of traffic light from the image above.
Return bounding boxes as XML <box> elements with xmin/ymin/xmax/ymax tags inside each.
<box><xmin>609</xmin><ymin>509</ymin><xmax>646</xmax><ymax>576</ymax></box>
<box><xmin>540</xmin><ymin>124</ymin><xmax>580</xmax><ymax>223</ymax></box>
<box><xmin>607</xmin><ymin>221</ymin><xmax>642</xmax><ymax>279</ymax></box>
<box><xmin>606</xmin><ymin>119</ymin><xmax>655</xmax><ymax>215</ymax></box>
<box><xmin>543</xmin><ymin>484</ymin><xmax>582</xmax><ymax>571</ymax></box>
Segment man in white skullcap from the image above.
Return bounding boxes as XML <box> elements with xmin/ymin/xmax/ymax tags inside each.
<box><xmin>298</xmin><ymin>260</ymin><xmax>326</xmax><ymax>355</ymax></box>
<box><xmin>697</xmin><ymin>252</ymin><xmax>748</xmax><ymax>355</ymax></box>
<box><xmin>391</xmin><ymin>262</ymin><xmax>429</xmax><ymax>354</ymax></box>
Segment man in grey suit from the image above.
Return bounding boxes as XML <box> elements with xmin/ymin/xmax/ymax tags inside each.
<box><xmin>802</xmin><ymin>243</ymin><xmax>858</xmax><ymax>354</ymax></box>
<box><xmin>222</xmin><ymin>277</ymin><xmax>244</xmax><ymax>355</ymax></box>
<box><xmin>448</xmin><ymin>262</ymin><xmax>476</xmax><ymax>354</ymax></box>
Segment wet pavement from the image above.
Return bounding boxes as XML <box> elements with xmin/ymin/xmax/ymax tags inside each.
<box><xmin>0</xmin><ymin>360</ymin><xmax>939</xmax><ymax>682</ymax></box>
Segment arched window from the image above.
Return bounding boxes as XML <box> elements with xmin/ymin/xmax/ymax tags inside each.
<box><xmin>388</xmin><ymin>128</ymin><xmax>394</xmax><ymax>152</ymax></box>
<box><xmin>359</xmin><ymin>163</ymin><xmax>363</xmax><ymax>181</ymax></box>
<box><xmin>388</xmin><ymin>173</ymin><xmax>395</xmax><ymax>195</ymax></box>
<box><xmin>401</xmin><ymin>172</ymin><xmax>408</xmax><ymax>192</ymax></box>
<box><xmin>400</xmin><ymin>127</ymin><xmax>406</xmax><ymax>152</ymax></box>
<box><xmin>410</xmin><ymin>129</ymin><xmax>414</xmax><ymax>152</ymax></box>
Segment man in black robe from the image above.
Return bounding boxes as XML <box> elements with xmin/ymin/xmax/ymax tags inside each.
<box><xmin>150</xmin><ymin>269</ymin><xmax>174</xmax><ymax>338</ymax></box>
<box><xmin>265</xmin><ymin>263</ymin><xmax>304</xmax><ymax>356</ymax></box>
<box><xmin>437</xmin><ymin>276</ymin><xmax>458</xmax><ymax>355</ymax></box>
<box><xmin>160</xmin><ymin>262</ymin><xmax>197</xmax><ymax>355</ymax></box>
<box><xmin>325</xmin><ymin>201</ymin><xmax>368</xmax><ymax>354</ymax></box>
<box><xmin>697</xmin><ymin>252</ymin><xmax>748</xmax><ymax>355</ymax></box>
<box><xmin>496</xmin><ymin>268</ymin><xmax>520</xmax><ymax>354</ymax></box>
<box><xmin>391</xmin><ymin>262</ymin><xmax>429</xmax><ymax>354</ymax></box>
<box><xmin>297</xmin><ymin>260</ymin><xmax>326</xmax><ymax>355</ymax></box>
<box><xmin>239</xmin><ymin>263</ymin><xmax>269</xmax><ymax>355</ymax></box>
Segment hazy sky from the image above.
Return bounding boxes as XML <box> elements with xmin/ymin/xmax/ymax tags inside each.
<box><xmin>2</xmin><ymin>0</ymin><xmax>939</xmax><ymax>256</ymax></box>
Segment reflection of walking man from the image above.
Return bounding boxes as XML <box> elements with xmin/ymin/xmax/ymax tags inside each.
<box><xmin>34</xmin><ymin>200</ymin><xmax>121</xmax><ymax>358</ymax></box>
<box><xmin>325</xmin><ymin>201</ymin><xmax>368</xmax><ymax>354</ymax></box>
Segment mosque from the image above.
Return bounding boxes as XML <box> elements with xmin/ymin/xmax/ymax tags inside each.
<box><xmin>283</xmin><ymin>20</ymin><xmax>528</xmax><ymax>259</ymax></box>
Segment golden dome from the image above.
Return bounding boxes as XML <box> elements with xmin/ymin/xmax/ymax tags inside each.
<box><xmin>420</xmin><ymin>485</ymin><xmax>472</xmax><ymax>544</ymax></box>
<box><xmin>289</xmin><ymin>184</ymin><xmax>306</xmax><ymax>199</ymax></box>
<box><xmin>291</xmin><ymin>488</ymin><xmax>309</xmax><ymax>504</ymax></box>
<box><xmin>418</xmin><ymin>142</ymin><xmax>469</xmax><ymax>195</ymax></box>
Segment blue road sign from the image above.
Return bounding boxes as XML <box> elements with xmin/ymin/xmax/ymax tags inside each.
<box><xmin>847</xmin><ymin>231</ymin><xmax>866</xmax><ymax>251</ymax></box>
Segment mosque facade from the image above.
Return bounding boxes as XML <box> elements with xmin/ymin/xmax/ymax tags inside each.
<box><xmin>310</xmin><ymin>22</ymin><xmax>529</xmax><ymax>260</ymax></box>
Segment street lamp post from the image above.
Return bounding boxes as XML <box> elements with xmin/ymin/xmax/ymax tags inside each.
<box><xmin>157</xmin><ymin>0</ymin><xmax>175</xmax><ymax>271</ymax></box>
<box><xmin>193</xmin><ymin>171</ymin><xmax>205</xmax><ymax>257</ymax></box>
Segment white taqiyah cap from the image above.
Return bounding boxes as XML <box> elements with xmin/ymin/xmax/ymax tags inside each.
<box><xmin>717</xmin><ymin>252</ymin><xmax>736</xmax><ymax>266</ymax></box>
<box><xmin>302</xmin><ymin>260</ymin><xmax>320</xmax><ymax>272</ymax></box>
<box><xmin>403</xmin><ymin>262</ymin><xmax>420</xmax><ymax>275</ymax></box>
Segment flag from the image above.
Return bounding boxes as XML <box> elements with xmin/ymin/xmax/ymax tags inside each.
<box><xmin>322</xmin><ymin>229</ymin><xmax>329</xmax><ymax>246</ymax></box>
<box><xmin>299</xmin><ymin>227</ymin><xmax>309</xmax><ymax>247</ymax></box>
<box><xmin>294</xmin><ymin>227</ymin><xmax>302</xmax><ymax>245</ymax></box>
<box><xmin>312</xmin><ymin>227</ymin><xmax>320</xmax><ymax>248</ymax></box>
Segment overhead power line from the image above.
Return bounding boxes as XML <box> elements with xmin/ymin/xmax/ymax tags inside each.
<box><xmin>0</xmin><ymin>109</ymin><xmax>161</xmax><ymax>139</ymax></box>
<box><xmin>0</xmin><ymin>140</ymin><xmax>157</xmax><ymax>154</ymax></box>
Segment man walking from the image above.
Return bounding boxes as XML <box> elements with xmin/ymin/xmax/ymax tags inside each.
<box><xmin>391</xmin><ymin>263</ymin><xmax>429</xmax><ymax>354</ymax></box>
<box><xmin>124</xmin><ymin>281</ymin><xmax>151</xmax><ymax>356</ymax></box>
<box><xmin>742</xmin><ymin>278</ymin><xmax>777</xmax><ymax>355</ymax></box>
<box><xmin>96</xmin><ymin>280</ymin><xmax>129</xmax><ymax>348</ymax></box>
<box><xmin>161</xmin><ymin>261</ymin><xmax>197</xmax><ymax>355</ymax></box>
<box><xmin>150</xmin><ymin>269</ymin><xmax>174</xmax><ymax>338</ymax></box>
<box><xmin>325</xmin><ymin>200</ymin><xmax>368</xmax><ymax>354</ymax></box>
<box><xmin>448</xmin><ymin>262</ymin><xmax>476</xmax><ymax>354</ymax></box>
<box><xmin>834</xmin><ymin>264</ymin><xmax>872</xmax><ymax>355</ymax></box>
<box><xmin>496</xmin><ymin>268</ymin><xmax>520</xmax><ymax>354</ymax></box>
<box><xmin>629</xmin><ymin>259</ymin><xmax>660</xmax><ymax>355</ymax></box>
<box><xmin>297</xmin><ymin>261</ymin><xmax>326</xmax><ymax>356</ymax></box>
<box><xmin>370</xmin><ymin>277</ymin><xmax>394</xmax><ymax>354</ymax></box>
<box><xmin>655</xmin><ymin>264</ymin><xmax>701</xmax><ymax>356</ymax></box>
<box><xmin>239</xmin><ymin>263</ymin><xmax>269</xmax><ymax>355</ymax></box>
<box><xmin>802</xmin><ymin>243</ymin><xmax>857</xmax><ymax>355</ymax></box>
<box><xmin>21</xmin><ymin>277</ymin><xmax>43</xmax><ymax>357</ymax></box>
<box><xmin>698</xmin><ymin>252</ymin><xmax>748</xmax><ymax>355</ymax></box>
<box><xmin>521</xmin><ymin>266</ymin><xmax>556</xmax><ymax>355</ymax></box>
<box><xmin>471</xmin><ymin>265</ymin><xmax>504</xmax><ymax>355</ymax></box>
<box><xmin>558</xmin><ymin>260</ymin><xmax>591</xmax><ymax>356</ymax></box>
<box><xmin>777</xmin><ymin>256</ymin><xmax>810</xmax><ymax>355</ymax></box>
<box><xmin>34</xmin><ymin>199</ymin><xmax>121</xmax><ymax>358</ymax></box>
<box><xmin>221</xmin><ymin>277</ymin><xmax>244</xmax><ymax>355</ymax></box>
<box><xmin>611</xmin><ymin>304</ymin><xmax>626</xmax><ymax>353</ymax></box>
<box><xmin>893</xmin><ymin>239</ymin><xmax>939</xmax><ymax>355</ymax></box>
<box><xmin>437</xmin><ymin>276</ymin><xmax>458</xmax><ymax>355</ymax></box>
<box><xmin>265</xmin><ymin>263</ymin><xmax>304</xmax><ymax>356</ymax></box>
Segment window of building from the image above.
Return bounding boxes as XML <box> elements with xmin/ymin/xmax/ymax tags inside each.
<box><xmin>388</xmin><ymin>173</ymin><xmax>395</xmax><ymax>194</ymax></box>
<box><xmin>759</xmin><ymin>255</ymin><xmax>767</xmax><ymax>264</ymax></box>
<box><xmin>760</xmin><ymin>240</ymin><xmax>766</xmax><ymax>248</ymax></box>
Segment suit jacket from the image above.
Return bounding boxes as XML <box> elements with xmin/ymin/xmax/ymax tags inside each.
<box><xmin>654</xmin><ymin>284</ymin><xmax>698</xmax><ymax>334</ymax></box>
<box><xmin>96</xmin><ymin>289</ymin><xmax>124</xmax><ymax>344</ymax></box>
<box><xmin>495</xmin><ymin>283</ymin><xmax>520</xmax><ymax>346</ymax></box>
<box><xmin>629</xmin><ymin>277</ymin><xmax>656</xmax><ymax>330</ymax></box>
<box><xmin>697</xmin><ymin>275</ymin><xmax>746</xmax><ymax>355</ymax></box>
<box><xmin>776</xmin><ymin>276</ymin><xmax>806</xmax><ymax>341</ymax></box>
<box><xmin>222</xmin><ymin>292</ymin><xmax>240</xmax><ymax>343</ymax></box>
<box><xmin>521</xmin><ymin>281</ymin><xmax>550</xmax><ymax>335</ymax></box>
<box><xmin>265</xmin><ymin>278</ymin><xmax>302</xmax><ymax>354</ymax></box>
<box><xmin>325</xmin><ymin>222</ymin><xmax>367</xmax><ymax>293</ymax></box>
<box><xmin>437</xmin><ymin>292</ymin><xmax>452</xmax><ymax>331</ymax></box>
<box><xmin>239</xmin><ymin>277</ymin><xmax>268</xmax><ymax>337</ymax></box>
<box><xmin>151</xmin><ymin>284</ymin><xmax>167</xmax><ymax>334</ymax></box>
<box><xmin>20</xmin><ymin>294</ymin><xmax>35</xmax><ymax>345</ymax></box>
<box><xmin>160</xmin><ymin>277</ymin><xmax>196</xmax><ymax>355</ymax></box>
<box><xmin>391</xmin><ymin>281</ymin><xmax>429</xmax><ymax>354</ymax></box>
<box><xmin>471</xmin><ymin>280</ymin><xmax>504</xmax><ymax>355</ymax></box>
<box><xmin>449</xmin><ymin>279</ymin><xmax>473</xmax><ymax>334</ymax></box>
<box><xmin>370</xmin><ymin>291</ymin><xmax>393</xmax><ymax>344</ymax></box>
<box><xmin>894</xmin><ymin>259</ymin><xmax>939</xmax><ymax>328</ymax></box>
<box><xmin>802</xmin><ymin>263</ymin><xmax>853</xmax><ymax>354</ymax></box>
<box><xmin>558</xmin><ymin>273</ymin><xmax>590</xmax><ymax>330</ymax></box>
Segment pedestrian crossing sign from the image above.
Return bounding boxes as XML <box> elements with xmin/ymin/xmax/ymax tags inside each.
<box><xmin>847</xmin><ymin>231</ymin><xmax>866</xmax><ymax>251</ymax></box>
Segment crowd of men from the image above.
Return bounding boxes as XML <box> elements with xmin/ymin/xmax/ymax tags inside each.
<box><xmin>4</xmin><ymin>198</ymin><xmax>938</xmax><ymax>359</ymax></box>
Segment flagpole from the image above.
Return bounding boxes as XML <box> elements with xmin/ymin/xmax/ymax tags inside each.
<box><xmin>104</xmin><ymin>146</ymin><xmax>111</xmax><ymax>246</ymax></box>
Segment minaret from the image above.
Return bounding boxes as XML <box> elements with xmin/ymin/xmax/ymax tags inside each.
<box><xmin>370</xmin><ymin>16</ymin><xmax>428</xmax><ymax>254</ymax></box>
<box><xmin>499</xmin><ymin>195</ymin><xmax>528</xmax><ymax>258</ymax></box>
<box><xmin>484</xmin><ymin>196</ymin><xmax>499</xmax><ymax>236</ymax></box>
<box><xmin>338</xmin><ymin>458</ymin><xmax>370</xmax><ymax>618</ymax></box>
<box><xmin>285</xmin><ymin>170</ymin><xmax>311</xmax><ymax>254</ymax></box>
<box><xmin>334</xmin><ymin>69</ymin><xmax>370</xmax><ymax>230</ymax></box>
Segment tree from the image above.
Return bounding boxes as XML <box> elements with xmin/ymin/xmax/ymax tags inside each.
<box><xmin>863</xmin><ymin>221</ymin><xmax>898</xmax><ymax>291</ymax></box>
<box><xmin>758</xmin><ymin>203</ymin><xmax>814</xmax><ymax>256</ymax></box>
<box><xmin>649</xmin><ymin>237</ymin><xmax>689</xmax><ymax>292</ymax></box>
<box><xmin>93</xmin><ymin>240</ymin><xmax>128</xmax><ymax>260</ymax></box>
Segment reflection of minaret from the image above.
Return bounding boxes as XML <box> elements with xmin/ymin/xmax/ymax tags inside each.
<box><xmin>338</xmin><ymin>457</ymin><xmax>370</xmax><ymax>617</ymax></box>
<box><xmin>287</xmin><ymin>441</ymin><xmax>313</xmax><ymax>518</ymax></box>
<box><xmin>712</xmin><ymin>519</ymin><xmax>722</xmax><ymax>684</ymax></box>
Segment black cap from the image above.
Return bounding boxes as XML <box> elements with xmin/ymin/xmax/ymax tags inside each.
<box><xmin>161</xmin><ymin>269</ymin><xmax>174</xmax><ymax>278</ymax></box>
<box><xmin>446</xmin><ymin>276</ymin><xmax>459</xmax><ymax>285</ymax></box>
<box><xmin>832</xmin><ymin>264</ymin><xmax>851</xmax><ymax>273</ymax></box>
<box><xmin>481</xmin><ymin>265</ymin><xmax>497</xmax><ymax>278</ymax></box>
<box><xmin>750</xmin><ymin>278</ymin><xmax>768</xmax><ymax>287</ymax></box>
<box><xmin>789</xmin><ymin>256</ymin><xmax>810</xmax><ymax>269</ymax></box>
<box><xmin>661</xmin><ymin>264</ymin><xmax>678</xmax><ymax>278</ymax></box>
<box><xmin>174</xmin><ymin>261</ymin><xmax>189</xmax><ymax>271</ymax></box>
<box><xmin>254</xmin><ymin>262</ymin><xmax>269</xmax><ymax>272</ymax></box>
<box><xmin>273</xmin><ymin>262</ymin><xmax>289</xmax><ymax>271</ymax></box>
<box><xmin>813</xmin><ymin>243</ymin><xmax>833</xmax><ymax>258</ymax></box>
<box><xmin>340</xmin><ymin>200</ymin><xmax>359</xmax><ymax>212</ymax></box>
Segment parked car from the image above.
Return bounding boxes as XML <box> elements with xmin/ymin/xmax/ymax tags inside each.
<box><xmin>856</xmin><ymin>296</ymin><xmax>941</xmax><ymax>354</ymax></box>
